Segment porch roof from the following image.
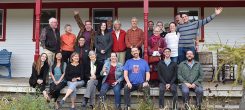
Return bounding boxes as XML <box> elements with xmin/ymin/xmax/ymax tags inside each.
<box><xmin>0</xmin><ymin>0</ymin><xmax>244</xmax><ymax>3</ymax></box>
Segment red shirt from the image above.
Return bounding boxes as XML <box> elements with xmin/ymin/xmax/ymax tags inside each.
<box><xmin>105</xmin><ymin>65</ymin><xmax>116</xmax><ymax>85</ymax></box>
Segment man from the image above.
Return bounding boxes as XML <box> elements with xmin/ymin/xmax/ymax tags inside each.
<box><xmin>74</xmin><ymin>10</ymin><xmax>96</xmax><ymax>50</ymax></box>
<box><xmin>157</xmin><ymin>48</ymin><xmax>178</xmax><ymax>110</ymax></box>
<box><xmin>178</xmin><ymin>50</ymin><xmax>203</xmax><ymax>110</ymax></box>
<box><xmin>75</xmin><ymin>37</ymin><xmax>90</xmax><ymax>75</ymax></box>
<box><xmin>40</xmin><ymin>17</ymin><xmax>60</xmax><ymax>65</ymax></box>
<box><xmin>107</xmin><ymin>18</ymin><xmax>113</xmax><ymax>32</ymax></box>
<box><xmin>123</xmin><ymin>47</ymin><xmax>151</xmax><ymax>110</ymax></box>
<box><xmin>175</xmin><ymin>13</ymin><xmax>183</xmax><ymax>25</ymax></box>
<box><xmin>148</xmin><ymin>20</ymin><xmax>154</xmax><ymax>37</ymax></box>
<box><xmin>125</xmin><ymin>17</ymin><xmax>144</xmax><ymax>61</ymax></box>
<box><xmin>164</xmin><ymin>23</ymin><xmax>170</xmax><ymax>33</ymax></box>
<box><xmin>111</xmin><ymin>20</ymin><xmax>127</xmax><ymax>64</ymax></box>
<box><xmin>156</xmin><ymin>21</ymin><xmax>167</xmax><ymax>38</ymax></box>
<box><xmin>177</xmin><ymin>7</ymin><xmax>223</xmax><ymax>63</ymax></box>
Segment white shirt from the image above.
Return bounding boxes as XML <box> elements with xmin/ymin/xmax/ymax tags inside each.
<box><xmin>165</xmin><ymin>32</ymin><xmax>180</xmax><ymax>57</ymax></box>
<box><xmin>90</xmin><ymin>61</ymin><xmax>96</xmax><ymax>76</ymax></box>
<box><xmin>115</xmin><ymin>31</ymin><xmax>120</xmax><ymax>40</ymax></box>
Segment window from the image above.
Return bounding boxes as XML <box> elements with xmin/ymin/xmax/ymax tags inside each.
<box><xmin>40</xmin><ymin>9</ymin><xmax>57</xmax><ymax>29</ymax></box>
<box><xmin>0</xmin><ymin>9</ymin><xmax>3</xmax><ymax>39</ymax></box>
<box><xmin>93</xmin><ymin>9</ymin><xmax>114</xmax><ymax>31</ymax></box>
<box><xmin>178</xmin><ymin>8</ymin><xmax>202</xmax><ymax>40</ymax></box>
<box><xmin>178</xmin><ymin>8</ymin><xmax>200</xmax><ymax>22</ymax></box>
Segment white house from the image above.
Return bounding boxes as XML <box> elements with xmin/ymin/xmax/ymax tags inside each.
<box><xmin>0</xmin><ymin>0</ymin><xmax>245</xmax><ymax>77</ymax></box>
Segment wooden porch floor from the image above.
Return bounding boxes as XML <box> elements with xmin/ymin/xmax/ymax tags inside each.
<box><xmin>0</xmin><ymin>77</ymin><xmax>243</xmax><ymax>97</ymax></box>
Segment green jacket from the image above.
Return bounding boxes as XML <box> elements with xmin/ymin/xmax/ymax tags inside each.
<box><xmin>178</xmin><ymin>60</ymin><xmax>203</xmax><ymax>87</ymax></box>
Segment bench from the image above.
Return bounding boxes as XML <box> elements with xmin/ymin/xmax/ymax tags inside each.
<box><xmin>0</xmin><ymin>49</ymin><xmax>12</xmax><ymax>78</ymax></box>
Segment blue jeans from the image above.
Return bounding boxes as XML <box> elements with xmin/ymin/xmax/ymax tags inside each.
<box><xmin>67</xmin><ymin>80</ymin><xmax>85</xmax><ymax>98</ymax></box>
<box><xmin>180</xmin><ymin>83</ymin><xmax>203</xmax><ymax>107</ymax></box>
<box><xmin>99</xmin><ymin>82</ymin><xmax>122</xmax><ymax>108</ymax></box>
<box><xmin>171</xmin><ymin>57</ymin><xmax>178</xmax><ymax>63</ymax></box>
<box><xmin>178</xmin><ymin>47</ymin><xmax>196</xmax><ymax>63</ymax></box>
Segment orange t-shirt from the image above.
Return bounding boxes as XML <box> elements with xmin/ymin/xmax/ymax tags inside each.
<box><xmin>60</xmin><ymin>33</ymin><xmax>76</xmax><ymax>51</ymax></box>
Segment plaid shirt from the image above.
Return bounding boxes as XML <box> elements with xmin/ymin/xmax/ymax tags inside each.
<box><xmin>125</xmin><ymin>27</ymin><xmax>144</xmax><ymax>48</ymax></box>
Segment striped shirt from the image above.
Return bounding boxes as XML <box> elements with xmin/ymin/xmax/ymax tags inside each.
<box><xmin>177</xmin><ymin>13</ymin><xmax>216</xmax><ymax>47</ymax></box>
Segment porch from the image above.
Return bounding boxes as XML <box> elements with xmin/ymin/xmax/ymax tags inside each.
<box><xmin>0</xmin><ymin>78</ymin><xmax>242</xmax><ymax>109</ymax></box>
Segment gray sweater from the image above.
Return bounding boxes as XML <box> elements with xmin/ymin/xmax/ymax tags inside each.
<box><xmin>177</xmin><ymin>13</ymin><xmax>216</xmax><ymax>47</ymax></box>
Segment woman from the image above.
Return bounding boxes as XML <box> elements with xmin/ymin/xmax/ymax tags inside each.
<box><xmin>165</xmin><ymin>22</ymin><xmax>180</xmax><ymax>63</ymax></box>
<box><xmin>29</xmin><ymin>53</ymin><xmax>49</xmax><ymax>100</ymax></box>
<box><xmin>81</xmin><ymin>50</ymin><xmax>100</xmax><ymax>109</ymax></box>
<box><xmin>94</xmin><ymin>21</ymin><xmax>113</xmax><ymax>90</ymax></box>
<box><xmin>49</xmin><ymin>52</ymin><xmax>67</xmax><ymax>109</ymax></box>
<box><xmin>99</xmin><ymin>52</ymin><xmax>124</xmax><ymax>110</ymax></box>
<box><xmin>59</xmin><ymin>52</ymin><xmax>85</xmax><ymax>110</ymax></box>
<box><xmin>61</xmin><ymin>24</ymin><xmax>76</xmax><ymax>64</ymax></box>
<box><xmin>148</xmin><ymin>26</ymin><xmax>167</xmax><ymax>87</ymax></box>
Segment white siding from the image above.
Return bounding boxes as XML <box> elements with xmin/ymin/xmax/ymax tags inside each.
<box><xmin>118</xmin><ymin>8</ymin><xmax>174</xmax><ymax>31</ymax></box>
<box><xmin>60</xmin><ymin>8</ymin><xmax>89</xmax><ymax>37</ymax></box>
<box><xmin>203</xmin><ymin>7</ymin><xmax>245</xmax><ymax>45</ymax></box>
<box><xmin>0</xmin><ymin>9</ymin><xmax>34</xmax><ymax>77</ymax></box>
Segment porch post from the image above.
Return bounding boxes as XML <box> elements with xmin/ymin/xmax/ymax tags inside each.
<box><xmin>34</xmin><ymin>0</ymin><xmax>42</xmax><ymax>61</ymax></box>
<box><xmin>143</xmin><ymin>0</ymin><xmax>149</xmax><ymax>62</ymax></box>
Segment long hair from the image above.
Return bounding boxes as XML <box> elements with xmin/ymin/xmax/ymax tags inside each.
<box><xmin>51</xmin><ymin>52</ymin><xmax>65</xmax><ymax>75</ymax></box>
<box><xmin>97</xmin><ymin>21</ymin><xmax>108</xmax><ymax>35</ymax></box>
<box><xmin>33</xmin><ymin>53</ymin><xmax>48</xmax><ymax>75</ymax></box>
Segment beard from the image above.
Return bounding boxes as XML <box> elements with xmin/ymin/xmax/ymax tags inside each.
<box><xmin>187</xmin><ymin>56</ymin><xmax>193</xmax><ymax>62</ymax></box>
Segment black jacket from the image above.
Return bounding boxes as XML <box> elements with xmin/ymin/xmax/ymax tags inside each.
<box><xmin>75</xmin><ymin>45</ymin><xmax>90</xmax><ymax>68</ymax></box>
<box><xmin>41</xmin><ymin>26</ymin><xmax>60</xmax><ymax>53</ymax></box>
<box><xmin>65</xmin><ymin>63</ymin><xmax>84</xmax><ymax>82</ymax></box>
<box><xmin>157</xmin><ymin>60</ymin><xmax>178</xmax><ymax>85</ymax></box>
<box><xmin>29</xmin><ymin>62</ymin><xmax>49</xmax><ymax>88</ymax></box>
<box><xmin>84</xmin><ymin>60</ymin><xmax>101</xmax><ymax>82</ymax></box>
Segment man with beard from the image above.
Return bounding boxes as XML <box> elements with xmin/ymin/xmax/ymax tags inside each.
<box><xmin>123</xmin><ymin>47</ymin><xmax>151</xmax><ymax>110</ymax></box>
<box><xmin>178</xmin><ymin>50</ymin><xmax>203</xmax><ymax>110</ymax></box>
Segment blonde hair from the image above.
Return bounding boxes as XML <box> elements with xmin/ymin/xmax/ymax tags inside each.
<box><xmin>70</xmin><ymin>52</ymin><xmax>79</xmax><ymax>63</ymax></box>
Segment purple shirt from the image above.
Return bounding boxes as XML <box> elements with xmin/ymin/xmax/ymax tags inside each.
<box><xmin>83</xmin><ymin>31</ymin><xmax>91</xmax><ymax>48</ymax></box>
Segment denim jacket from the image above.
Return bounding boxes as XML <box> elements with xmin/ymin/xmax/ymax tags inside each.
<box><xmin>100</xmin><ymin>59</ymin><xmax>124</xmax><ymax>84</ymax></box>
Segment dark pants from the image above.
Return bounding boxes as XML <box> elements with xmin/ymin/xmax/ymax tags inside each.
<box><xmin>178</xmin><ymin>47</ymin><xmax>195</xmax><ymax>63</ymax></box>
<box><xmin>125</xmin><ymin>47</ymin><xmax>142</xmax><ymax>62</ymax></box>
<box><xmin>97</xmin><ymin>60</ymin><xmax>105</xmax><ymax>91</ymax></box>
<box><xmin>180</xmin><ymin>83</ymin><xmax>203</xmax><ymax>108</ymax></box>
<box><xmin>99</xmin><ymin>82</ymin><xmax>122</xmax><ymax>108</ymax></box>
<box><xmin>159</xmin><ymin>83</ymin><xmax>178</xmax><ymax>109</ymax></box>
<box><xmin>124</xmin><ymin>83</ymin><xmax>150</xmax><ymax>107</ymax></box>
<box><xmin>61</xmin><ymin>50</ymin><xmax>73</xmax><ymax>64</ymax></box>
<box><xmin>49</xmin><ymin>81</ymin><xmax>66</xmax><ymax>101</ymax></box>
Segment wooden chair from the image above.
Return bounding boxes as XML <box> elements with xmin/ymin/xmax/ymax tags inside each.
<box><xmin>198</xmin><ymin>52</ymin><xmax>215</xmax><ymax>81</ymax></box>
<box><xmin>0</xmin><ymin>49</ymin><xmax>12</xmax><ymax>78</ymax></box>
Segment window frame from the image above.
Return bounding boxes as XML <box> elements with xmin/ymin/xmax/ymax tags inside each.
<box><xmin>0</xmin><ymin>9</ymin><xmax>6</xmax><ymax>41</ymax></box>
<box><xmin>176</xmin><ymin>7</ymin><xmax>205</xmax><ymax>42</ymax></box>
<box><xmin>32</xmin><ymin>8</ymin><xmax>58</xmax><ymax>41</ymax></box>
<box><xmin>92</xmin><ymin>8</ymin><xmax>115</xmax><ymax>31</ymax></box>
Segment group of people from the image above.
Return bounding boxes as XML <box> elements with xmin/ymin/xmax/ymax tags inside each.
<box><xmin>29</xmin><ymin>7</ymin><xmax>223</xmax><ymax>110</ymax></box>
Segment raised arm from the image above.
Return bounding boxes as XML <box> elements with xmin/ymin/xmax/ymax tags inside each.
<box><xmin>197</xmin><ymin>7</ymin><xmax>223</xmax><ymax>28</ymax></box>
<box><xmin>40</xmin><ymin>28</ymin><xmax>47</xmax><ymax>49</ymax></box>
<box><xmin>74</xmin><ymin>10</ymin><xmax>85</xmax><ymax>30</ymax></box>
